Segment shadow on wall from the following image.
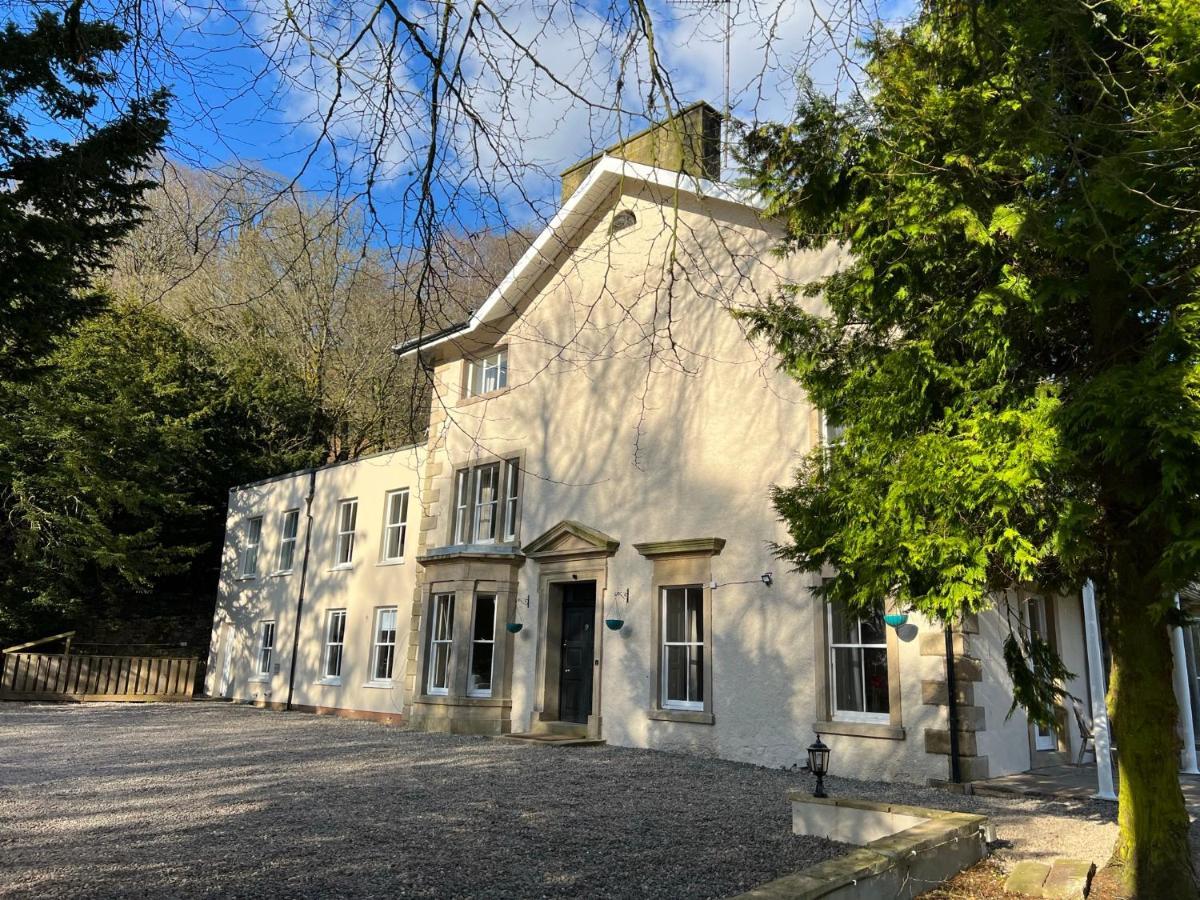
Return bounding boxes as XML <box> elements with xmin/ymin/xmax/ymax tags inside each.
<box><xmin>436</xmin><ymin>185</ymin><xmax>946</xmax><ymax>776</ymax></box>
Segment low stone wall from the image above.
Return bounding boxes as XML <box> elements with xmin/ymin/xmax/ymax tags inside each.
<box><xmin>738</xmin><ymin>796</ymin><xmax>989</xmax><ymax>900</ymax></box>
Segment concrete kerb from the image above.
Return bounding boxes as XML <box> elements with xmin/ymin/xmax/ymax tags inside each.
<box><xmin>736</xmin><ymin>795</ymin><xmax>990</xmax><ymax>900</ymax></box>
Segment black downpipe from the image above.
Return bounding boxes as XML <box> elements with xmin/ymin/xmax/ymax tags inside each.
<box><xmin>945</xmin><ymin>624</ymin><xmax>962</xmax><ymax>784</ymax></box>
<box><xmin>286</xmin><ymin>469</ymin><xmax>318</xmax><ymax>711</ymax></box>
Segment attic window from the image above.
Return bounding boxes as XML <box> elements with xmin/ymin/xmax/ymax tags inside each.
<box><xmin>610</xmin><ymin>209</ymin><xmax>636</xmax><ymax>234</ymax></box>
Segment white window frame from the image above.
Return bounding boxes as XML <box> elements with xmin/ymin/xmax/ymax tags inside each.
<box><xmin>502</xmin><ymin>459</ymin><xmax>519</xmax><ymax>542</ymax></box>
<box><xmin>453</xmin><ymin>469</ymin><xmax>470</xmax><ymax>544</ymax></box>
<box><xmin>828</xmin><ymin>602</ymin><xmax>890</xmax><ymax>724</ymax></box>
<box><xmin>661</xmin><ymin>586</ymin><xmax>705</xmax><ymax>711</ymax></box>
<box><xmin>450</xmin><ymin>459</ymin><xmax>520</xmax><ymax>545</ymax></box>
<box><xmin>275</xmin><ymin>509</ymin><xmax>300</xmax><ymax>574</ymax></box>
<box><xmin>320</xmin><ymin>609</ymin><xmax>347</xmax><ymax>683</ymax></box>
<box><xmin>240</xmin><ymin>516</ymin><xmax>263</xmax><ymax>578</ymax></box>
<box><xmin>380</xmin><ymin>489</ymin><xmax>409</xmax><ymax>563</ymax></box>
<box><xmin>472</xmin><ymin>463</ymin><xmax>501</xmax><ymax>544</ymax></box>
<box><xmin>256</xmin><ymin>620</ymin><xmax>275</xmax><ymax>676</ymax></box>
<box><xmin>333</xmin><ymin>499</ymin><xmax>357</xmax><ymax>568</ymax></box>
<box><xmin>821</xmin><ymin>411</ymin><xmax>846</xmax><ymax>451</ymax></box>
<box><xmin>467</xmin><ymin>594</ymin><xmax>497</xmax><ymax>698</ymax></box>
<box><xmin>465</xmin><ymin>348</ymin><xmax>508</xmax><ymax>398</ymax></box>
<box><xmin>426</xmin><ymin>593</ymin><xmax>455</xmax><ymax>696</ymax></box>
<box><xmin>369</xmin><ymin>607</ymin><xmax>398</xmax><ymax>684</ymax></box>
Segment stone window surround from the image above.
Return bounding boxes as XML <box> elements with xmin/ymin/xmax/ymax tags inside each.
<box><xmin>812</xmin><ymin>578</ymin><xmax>906</xmax><ymax>741</ymax></box>
<box><xmin>446</xmin><ymin>450</ymin><xmax>525</xmax><ymax>548</ymax></box>
<box><xmin>414</xmin><ymin>575</ymin><xmax>517</xmax><ymax>708</ymax></box>
<box><xmin>458</xmin><ymin>345</ymin><xmax>511</xmax><ymax>405</ymax></box>
<box><xmin>635</xmin><ymin>538</ymin><xmax>724</xmax><ymax>726</ymax></box>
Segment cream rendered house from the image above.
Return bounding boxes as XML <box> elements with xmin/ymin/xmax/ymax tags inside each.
<box><xmin>207</xmin><ymin>104</ymin><xmax>1170</xmax><ymax>786</ymax></box>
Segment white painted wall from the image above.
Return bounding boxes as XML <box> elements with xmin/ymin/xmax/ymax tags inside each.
<box><xmin>206</xmin><ymin>446</ymin><xmax>423</xmax><ymax>716</ymax></box>
<box><xmin>418</xmin><ymin>181</ymin><xmax>950</xmax><ymax>782</ymax></box>
<box><xmin>203</xmin><ymin>174</ymin><xmax>1092</xmax><ymax>787</ymax></box>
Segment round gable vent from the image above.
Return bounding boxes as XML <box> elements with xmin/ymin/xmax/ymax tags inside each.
<box><xmin>610</xmin><ymin>209</ymin><xmax>636</xmax><ymax>234</ymax></box>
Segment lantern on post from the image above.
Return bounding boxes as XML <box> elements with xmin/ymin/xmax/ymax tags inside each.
<box><xmin>807</xmin><ymin>736</ymin><xmax>831</xmax><ymax>798</ymax></box>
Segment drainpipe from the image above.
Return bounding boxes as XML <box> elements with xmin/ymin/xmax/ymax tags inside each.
<box><xmin>286</xmin><ymin>468</ymin><xmax>318</xmax><ymax>711</ymax></box>
<box><xmin>945</xmin><ymin>623</ymin><xmax>962</xmax><ymax>784</ymax></box>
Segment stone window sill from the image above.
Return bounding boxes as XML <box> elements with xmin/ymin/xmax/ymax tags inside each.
<box><xmin>458</xmin><ymin>386</ymin><xmax>513</xmax><ymax>408</ymax></box>
<box><xmin>813</xmin><ymin>720</ymin><xmax>906</xmax><ymax>741</ymax></box>
<box><xmin>416</xmin><ymin>695</ymin><xmax>512</xmax><ymax>708</ymax></box>
<box><xmin>648</xmin><ymin>708</ymin><xmax>715</xmax><ymax>726</ymax></box>
<box><xmin>362</xmin><ymin>680</ymin><xmax>394</xmax><ymax>689</ymax></box>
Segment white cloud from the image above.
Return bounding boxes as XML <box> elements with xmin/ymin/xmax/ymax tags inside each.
<box><xmin>202</xmin><ymin>0</ymin><xmax>905</xmax><ymax>236</ymax></box>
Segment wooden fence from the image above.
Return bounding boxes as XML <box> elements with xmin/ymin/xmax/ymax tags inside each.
<box><xmin>0</xmin><ymin>652</ymin><xmax>199</xmax><ymax>702</ymax></box>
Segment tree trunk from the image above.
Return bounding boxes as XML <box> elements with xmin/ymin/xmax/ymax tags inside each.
<box><xmin>1109</xmin><ymin>583</ymin><xmax>1197</xmax><ymax>897</ymax></box>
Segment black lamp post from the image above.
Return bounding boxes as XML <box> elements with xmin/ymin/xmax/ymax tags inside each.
<box><xmin>807</xmin><ymin>736</ymin><xmax>831</xmax><ymax>798</ymax></box>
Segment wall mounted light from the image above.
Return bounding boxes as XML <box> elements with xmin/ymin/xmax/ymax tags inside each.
<box><xmin>761</xmin><ymin>572</ymin><xmax>774</xmax><ymax>587</ymax></box>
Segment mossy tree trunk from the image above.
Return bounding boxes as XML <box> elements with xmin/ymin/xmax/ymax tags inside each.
<box><xmin>1109</xmin><ymin>577</ymin><xmax>1197</xmax><ymax>897</ymax></box>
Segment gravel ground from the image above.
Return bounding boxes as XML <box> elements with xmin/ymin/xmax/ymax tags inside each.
<box><xmin>0</xmin><ymin>702</ymin><xmax>1135</xmax><ymax>899</ymax></box>
<box><xmin>0</xmin><ymin>702</ymin><xmax>847</xmax><ymax>899</ymax></box>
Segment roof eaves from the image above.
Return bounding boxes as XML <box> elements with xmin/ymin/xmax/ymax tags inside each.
<box><xmin>391</xmin><ymin>321</ymin><xmax>470</xmax><ymax>356</ymax></box>
<box><xmin>393</xmin><ymin>157</ymin><xmax>760</xmax><ymax>359</ymax></box>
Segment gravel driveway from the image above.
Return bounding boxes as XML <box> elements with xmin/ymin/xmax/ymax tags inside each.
<box><xmin>0</xmin><ymin>702</ymin><xmax>848</xmax><ymax>899</ymax></box>
<box><xmin>0</xmin><ymin>702</ymin><xmax>1130</xmax><ymax>898</ymax></box>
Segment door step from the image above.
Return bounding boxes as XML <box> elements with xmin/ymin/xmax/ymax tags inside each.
<box><xmin>500</xmin><ymin>721</ymin><xmax>604</xmax><ymax>747</ymax></box>
<box><xmin>499</xmin><ymin>732</ymin><xmax>606</xmax><ymax>747</ymax></box>
<box><xmin>531</xmin><ymin>720</ymin><xmax>588</xmax><ymax>738</ymax></box>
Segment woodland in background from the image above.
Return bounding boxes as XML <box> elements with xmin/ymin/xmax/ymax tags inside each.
<box><xmin>1</xmin><ymin>164</ymin><xmax>529</xmax><ymax>646</ymax></box>
<box><xmin>0</xmin><ymin>6</ymin><xmax>528</xmax><ymax>646</ymax></box>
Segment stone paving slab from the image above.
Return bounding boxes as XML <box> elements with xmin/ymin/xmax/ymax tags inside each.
<box><xmin>1041</xmin><ymin>858</ymin><xmax>1095</xmax><ymax>899</ymax></box>
<box><xmin>1004</xmin><ymin>860</ymin><xmax>1050</xmax><ymax>895</ymax></box>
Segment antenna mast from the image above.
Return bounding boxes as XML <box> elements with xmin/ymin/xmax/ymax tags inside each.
<box><xmin>665</xmin><ymin>0</ymin><xmax>733</xmax><ymax>171</ymax></box>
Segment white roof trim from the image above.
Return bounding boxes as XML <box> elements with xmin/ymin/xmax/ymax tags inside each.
<box><xmin>393</xmin><ymin>157</ymin><xmax>761</xmax><ymax>357</ymax></box>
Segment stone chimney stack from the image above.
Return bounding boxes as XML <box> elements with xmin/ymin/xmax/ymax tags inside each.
<box><xmin>559</xmin><ymin>101</ymin><xmax>723</xmax><ymax>202</ymax></box>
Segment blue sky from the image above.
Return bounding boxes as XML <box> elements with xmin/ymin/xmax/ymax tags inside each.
<box><xmin>15</xmin><ymin>0</ymin><xmax>913</xmax><ymax>242</ymax></box>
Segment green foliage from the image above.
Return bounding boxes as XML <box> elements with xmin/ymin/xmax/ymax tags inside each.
<box><xmin>739</xmin><ymin>0</ymin><xmax>1200</xmax><ymax>889</ymax></box>
<box><xmin>1002</xmin><ymin>631</ymin><xmax>1074</xmax><ymax>730</ymax></box>
<box><xmin>0</xmin><ymin>4</ymin><xmax>169</xmax><ymax>376</ymax></box>
<box><xmin>739</xmin><ymin>0</ymin><xmax>1200</xmax><ymax>627</ymax></box>
<box><xmin>0</xmin><ymin>305</ymin><xmax>323</xmax><ymax>644</ymax></box>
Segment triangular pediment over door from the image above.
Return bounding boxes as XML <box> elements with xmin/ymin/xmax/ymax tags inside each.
<box><xmin>522</xmin><ymin>520</ymin><xmax>620</xmax><ymax>560</ymax></box>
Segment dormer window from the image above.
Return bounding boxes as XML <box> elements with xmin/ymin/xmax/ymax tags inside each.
<box><xmin>465</xmin><ymin>348</ymin><xmax>508</xmax><ymax>398</ymax></box>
